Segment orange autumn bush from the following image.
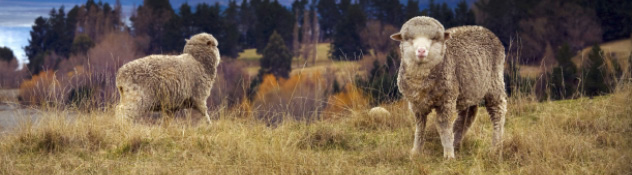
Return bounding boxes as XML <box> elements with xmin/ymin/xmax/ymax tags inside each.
<box><xmin>250</xmin><ymin>71</ymin><xmax>332</xmax><ymax>123</ymax></box>
<box><xmin>18</xmin><ymin>70</ymin><xmax>63</xmax><ymax>105</ymax></box>
<box><xmin>322</xmin><ymin>84</ymin><xmax>369</xmax><ymax>120</ymax></box>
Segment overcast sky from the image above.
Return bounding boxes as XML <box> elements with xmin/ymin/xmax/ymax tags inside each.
<box><xmin>0</xmin><ymin>0</ymin><xmax>472</xmax><ymax>69</ymax></box>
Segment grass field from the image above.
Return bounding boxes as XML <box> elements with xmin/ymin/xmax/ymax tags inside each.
<box><xmin>1</xmin><ymin>85</ymin><xmax>630</xmax><ymax>174</ymax></box>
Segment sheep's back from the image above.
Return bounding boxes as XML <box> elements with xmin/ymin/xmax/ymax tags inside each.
<box><xmin>116</xmin><ymin>54</ymin><xmax>202</xmax><ymax>105</ymax></box>
<box><xmin>445</xmin><ymin>26</ymin><xmax>505</xmax><ymax>109</ymax></box>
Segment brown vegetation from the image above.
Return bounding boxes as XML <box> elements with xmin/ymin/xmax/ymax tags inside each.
<box><xmin>1</xmin><ymin>84</ymin><xmax>630</xmax><ymax>174</ymax></box>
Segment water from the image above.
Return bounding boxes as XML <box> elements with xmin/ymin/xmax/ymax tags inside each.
<box><xmin>0</xmin><ymin>103</ymin><xmax>41</xmax><ymax>133</ymax></box>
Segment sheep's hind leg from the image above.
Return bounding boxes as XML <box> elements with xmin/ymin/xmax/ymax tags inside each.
<box><xmin>485</xmin><ymin>95</ymin><xmax>507</xmax><ymax>148</ymax></box>
<box><xmin>116</xmin><ymin>100</ymin><xmax>145</xmax><ymax>122</ymax></box>
<box><xmin>436</xmin><ymin>103</ymin><xmax>457</xmax><ymax>159</ymax></box>
<box><xmin>193</xmin><ymin>99</ymin><xmax>211</xmax><ymax>124</ymax></box>
<box><xmin>411</xmin><ymin>107</ymin><xmax>431</xmax><ymax>157</ymax></box>
<box><xmin>453</xmin><ymin>105</ymin><xmax>478</xmax><ymax>150</ymax></box>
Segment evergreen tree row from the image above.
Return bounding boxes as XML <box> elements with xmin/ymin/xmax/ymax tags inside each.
<box><xmin>25</xmin><ymin>0</ymin><xmax>123</xmax><ymax>74</ymax></box>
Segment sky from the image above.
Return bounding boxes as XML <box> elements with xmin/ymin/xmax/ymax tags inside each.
<box><xmin>0</xmin><ymin>0</ymin><xmax>472</xmax><ymax>70</ymax></box>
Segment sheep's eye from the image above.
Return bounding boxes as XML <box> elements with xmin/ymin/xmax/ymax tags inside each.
<box><xmin>206</xmin><ymin>41</ymin><xmax>212</xmax><ymax>46</ymax></box>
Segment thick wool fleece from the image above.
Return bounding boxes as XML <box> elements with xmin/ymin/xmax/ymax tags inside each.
<box><xmin>392</xmin><ymin>16</ymin><xmax>507</xmax><ymax>158</ymax></box>
<box><xmin>115</xmin><ymin>33</ymin><xmax>220</xmax><ymax>124</ymax></box>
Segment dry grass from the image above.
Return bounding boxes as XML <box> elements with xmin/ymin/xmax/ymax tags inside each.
<box><xmin>1</xmin><ymin>84</ymin><xmax>631</xmax><ymax>174</ymax></box>
<box><xmin>238</xmin><ymin>43</ymin><xmax>330</xmax><ymax>62</ymax></box>
<box><xmin>0</xmin><ymin>89</ymin><xmax>18</xmax><ymax>103</ymax></box>
<box><xmin>237</xmin><ymin>48</ymin><xmax>263</xmax><ymax>61</ymax></box>
<box><xmin>574</xmin><ymin>38</ymin><xmax>632</xmax><ymax>69</ymax></box>
<box><xmin>518</xmin><ymin>65</ymin><xmax>542</xmax><ymax>79</ymax></box>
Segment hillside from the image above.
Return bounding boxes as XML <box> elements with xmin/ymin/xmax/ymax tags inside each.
<box><xmin>0</xmin><ymin>86</ymin><xmax>630</xmax><ymax>174</ymax></box>
<box><xmin>573</xmin><ymin>38</ymin><xmax>632</xmax><ymax>69</ymax></box>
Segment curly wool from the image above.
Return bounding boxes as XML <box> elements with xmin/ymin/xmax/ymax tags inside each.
<box><xmin>115</xmin><ymin>33</ymin><xmax>220</xmax><ymax>123</ymax></box>
<box><xmin>393</xmin><ymin>16</ymin><xmax>507</xmax><ymax>158</ymax></box>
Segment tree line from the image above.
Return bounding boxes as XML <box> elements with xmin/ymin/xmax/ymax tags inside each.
<box><xmin>24</xmin><ymin>0</ymin><xmax>478</xmax><ymax>72</ymax></box>
<box><xmin>17</xmin><ymin>0</ymin><xmax>632</xmax><ymax>103</ymax></box>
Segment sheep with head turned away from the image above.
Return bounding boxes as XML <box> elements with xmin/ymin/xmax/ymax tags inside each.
<box><xmin>390</xmin><ymin>16</ymin><xmax>507</xmax><ymax>159</ymax></box>
<box><xmin>115</xmin><ymin>33</ymin><xmax>221</xmax><ymax>124</ymax></box>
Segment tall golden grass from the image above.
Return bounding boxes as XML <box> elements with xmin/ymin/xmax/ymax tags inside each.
<box><xmin>1</xmin><ymin>82</ymin><xmax>630</xmax><ymax>174</ymax></box>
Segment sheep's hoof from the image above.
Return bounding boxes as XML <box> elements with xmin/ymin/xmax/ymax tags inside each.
<box><xmin>443</xmin><ymin>151</ymin><xmax>456</xmax><ymax>159</ymax></box>
<box><xmin>409</xmin><ymin>148</ymin><xmax>422</xmax><ymax>159</ymax></box>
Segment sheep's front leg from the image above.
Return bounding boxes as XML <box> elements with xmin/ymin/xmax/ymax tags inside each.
<box><xmin>116</xmin><ymin>93</ymin><xmax>148</xmax><ymax>122</ymax></box>
<box><xmin>437</xmin><ymin>103</ymin><xmax>457</xmax><ymax>159</ymax></box>
<box><xmin>410</xmin><ymin>102</ymin><xmax>431</xmax><ymax>157</ymax></box>
<box><xmin>453</xmin><ymin>105</ymin><xmax>478</xmax><ymax>150</ymax></box>
<box><xmin>193</xmin><ymin>99</ymin><xmax>211</xmax><ymax>124</ymax></box>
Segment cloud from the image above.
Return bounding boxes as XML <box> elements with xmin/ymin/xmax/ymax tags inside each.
<box><xmin>0</xmin><ymin>26</ymin><xmax>31</xmax><ymax>68</ymax></box>
<box><xmin>0</xmin><ymin>26</ymin><xmax>31</xmax><ymax>70</ymax></box>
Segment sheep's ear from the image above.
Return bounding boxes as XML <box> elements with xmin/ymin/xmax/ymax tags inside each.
<box><xmin>444</xmin><ymin>32</ymin><xmax>451</xmax><ymax>40</ymax></box>
<box><xmin>390</xmin><ymin>33</ymin><xmax>403</xmax><ymax>41</ymax></box>
<box><xmin>185</xmin><ymin>39</ymin><xmax>189</xmax><ymax>43</ymax></box>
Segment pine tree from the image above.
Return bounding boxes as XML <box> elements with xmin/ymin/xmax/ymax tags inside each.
<box><xmin>260</xmin><ymin>31</ymin><xmax>293</xmax><ymax>78</ymax></box>
<box><xmin>131</xmin><ymin>0</ymin><xmax>175</xmax><ymax>54</ymax></box>
<box><xmin>292</xmin><ymin>0</ymin><xmax>309</xmax><ymax>25</ymax></box>
<box><xmin>439</xmin><ymin>2</ymin><xmax>454</xmax><ymax>28</ymax></box>
<box><xmin>71</xmin><ymin>34</ymin><xmax>95</xmax><ymax>56</ymax></box>
<box><xmin>454</xmin><ymin>0</ymin><xmax>475</xmax><ymax>26</ymax></box>
<box><xmin>549</xmin><ymin>43</ymin><xmax>578</xmax><ymax>99</ymax></box>
<box><xmin>330</xmin><ymin>3</ymin><xmax>368</xmax><ymax>60</ymax></box>
<box><xmin>240</xmin><ymin>0</ymin><xmax>256</xmax><ymax>48</ymax></box>
<box><xmin>221</xmin><ymin>0</ymin><xmax>242</xmax><ymax>58</ymax></box>
<box><xmin>583</xmin><ymin>44</ymin><xmax>609</xmax><ymax>97</ymax></box>
<box><xmin>248</xmin><ymin>31</ymin><xmax>294</xmax><ymax>100</ymax></box>
<box><xmin>0</xmin><ymin>47</ymin><xmax>14</xmax><ymax>63</ymax></box>
<box><xmin>194</xmin><ymin>3</ymin><xmax>222</xmax><ymax>36</ymax></box>
<box><xmin>371</xmin><ymin>0</ymin><xmax>404</xmax><ymax>26</ymax></box>
<box><xmin>253</xmin><ymin>0</ymin><xmax>294</xmax><ymax>54</ymax></box>
<box><xmin>317</xmin><ymin>0</ymin><xmax>340</xmax><ymax>40</ymax></box>
<box><xmin>26</xmin><ymin>17</ymin><xmax>51</xmax><ymax>74</ymax></box>
<box><xmin>161</xmin><ymin>11</ymin><xmax>183</xmax><ymax>53</ymax></box>
<box><xmin>404</xmin><ymin>0</ymin><xmax>421</xmax><ymax>21</ymax></box>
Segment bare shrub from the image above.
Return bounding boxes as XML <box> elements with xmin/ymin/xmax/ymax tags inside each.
<box><xmin>52</xmin><ymin>32</ymin><xmax>140</xmax><ymax>109</ymax></box>
<box><xmin>322</xmin><ymin>84</ymin><xmax>369</xmax><ymax>120</ymax></box>
<box><xmin>207</xmin><ymin>60</ymin><xmax>250</xmax><ymax>108</ymax></box>
<box><xmin>18</xmin><ymin>71</ymin><xmax>64</xmax><ymax>106</ymax></box>
<box><xmin>360</xmin><ymin>20</ymin><xmax>399</xmax><ymax>57</ymax></box>
<box><xmin>0</xmin><ymin>59</ymin><xmax>27</xmax><ymax>89</ymax></box>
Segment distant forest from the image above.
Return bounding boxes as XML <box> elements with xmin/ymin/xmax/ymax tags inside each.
<box><xmin>17</xmin><ymin>0</ymin><xmax>631</xmax><ymax>74</ymax></box>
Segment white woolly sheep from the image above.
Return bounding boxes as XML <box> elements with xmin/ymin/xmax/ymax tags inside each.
<box><xmin>115</xmin><ymin>33</ymin><xmax>221</xmax><ymax>124</ymax></box>
<box><xmin>390</xmin><ymin>16</ymin><xmax>507</xmax><ymax>159</ymax></box>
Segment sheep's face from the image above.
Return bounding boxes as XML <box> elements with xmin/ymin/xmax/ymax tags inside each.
<box><xmin>184</xmin><ymin>33</ymin><xmax>221</xmax><ymax>65</ymax></box>
<box><xmin>390</xmin><ymin>16</ymin><xmax>450</xmax><ymax>67</ymax></box>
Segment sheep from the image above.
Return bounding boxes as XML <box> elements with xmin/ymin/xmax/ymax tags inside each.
<box><xmin>390</xmin><ymin>16</ymin><xmax>507</xmax><ymax>159</ymax></box>
<box><xmin>115</xmin><ymin>33</ymin><xmax>221</xmax><ymax>124</ymax></box>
